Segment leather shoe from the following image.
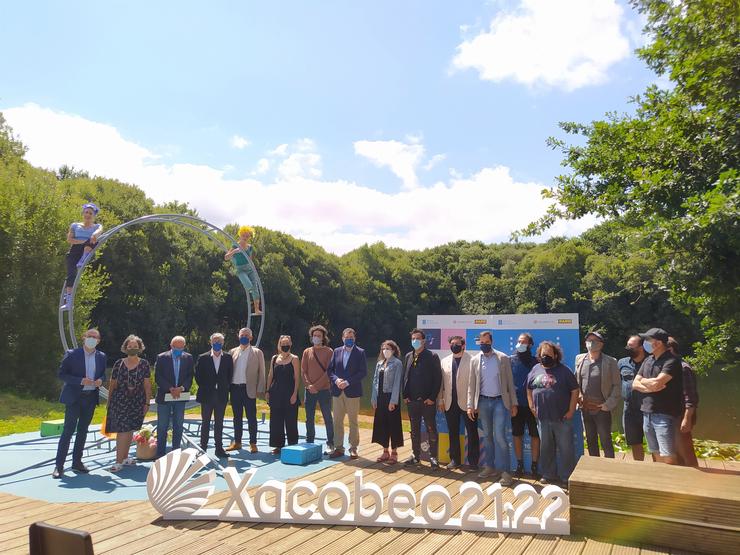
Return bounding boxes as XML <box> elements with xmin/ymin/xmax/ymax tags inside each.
<box><xmin>225</xmin><ymin>442</ymin><xmax>241</xmax><ymax>451</ymax></box>
<box><xmin>52</xmin><ymin>467</ymin><xmax>64</xmax><ymax>479</ymax></box>
<box><xmin>430</xmin><ymin>457</ymin><xmax>440</xmax><ymax>470</ymax></box>
<box><xmin>328</xmin><ymin>449</ymin><xmax>345</xmax><ymax>459</ymax></box>
<box><xmin>349</xmin><ymin>448</ymin><xmax>359</xmax><ymax>459</ymax></box>
<box><xmin>249</xmin><ymin>443</ymin><xmax>258</xmax><ymax>453</ymax></box>
<box><xmin>71</xmin><ymin>462</ymin><xmax>90</xmax><ymax>473</ymax></box>
<box><xmin>214</xmin><ymin>450</ymin><xmax>230</xmax><ymax>458</ymax></box>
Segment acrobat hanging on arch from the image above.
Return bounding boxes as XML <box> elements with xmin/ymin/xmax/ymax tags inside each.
<box><xmin>61</xmin><ymin>202</ymin><xmax>103</xmax><ymax>310</ymax></box>
<box><xmin>224</xmin><ymin>225</ymin><xmax>262</xmax><ymax>315</ymax></box>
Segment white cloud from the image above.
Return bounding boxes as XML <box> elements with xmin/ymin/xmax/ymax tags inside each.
<box><xmin>2</xmin><ymin>103</ymin><xmax>595</xmax><ymax>254</ymax></box>
<box><xmin>423</xmin><ymin>154</ymin><xmax>447</xmax><ymax>171</ymax></box>
<box><xmin>230</xmin><ymin>134</ymin><xmax>251</xmax><ymax>149</ymax></box>
<box><xmin>253</xmin><ymin>158</ymin><xmax>271</xmax><ymax>175</ymax></box>
<box><xmin>354</xmin><ymin>139</ymin><xmax>425</xmax><ymax>190</ymax></box>
<box><xmin>269</xmin><ymin>143</ymin><xmax>288</xmax><ymax>156</ymax></box>
<box><xmin>452</xmin><ymin>0</ymin><xmax>632</xmax><ymax>90</ymax></box>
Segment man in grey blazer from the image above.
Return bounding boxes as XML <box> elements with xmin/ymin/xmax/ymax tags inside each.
<box><xmin>467</xmin><ymin>331</ymin><xmax>518</xmax><ymax>485</ymax></box>
<box><xmin>438</xmin><ymin>335</ymin><xmax>479</xmax><ymax>471</ymax></box>
<box><xmin>226</xmin><ymin>327</ymin><xmax>266</xmax><ymax>453</ymax></box>
<box><xmin>575</xmin><ymin>330</ymin><xmax>620</xmax><ymax>458</ymax></box>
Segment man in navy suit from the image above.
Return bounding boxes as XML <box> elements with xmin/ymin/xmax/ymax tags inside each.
<box><xmin>53</xmin><ymin>328</ymin><xmax>107</xmax><ymax>478</ymax></box>
<box><xmin>195</xmin><ymin>332</ymin><xmax>233</xmax><ymax>458</ymax></box>
<box><xmin>328</xmin><ymin>328</ymin><xmax>367</xmax><ymax>459</ymax></box>
<box><xmin>155</xmin><ymin>335</ymin><xmax>195</xmax><ymax>458</ymax></box>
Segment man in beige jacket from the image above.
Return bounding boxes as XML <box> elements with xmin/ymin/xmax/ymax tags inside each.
<box><xmin>575</xmin><ymin>330</ymin><xmax>620</xmax><ymax>458</ymax></box>
<box><xmin>226</xmin><ymin>327</ymin><xmax>266</xmax><ymax>453</ymax></box>
<box><xmin>467</xmin><ymin>331</ymin><xmax>518</xmax><ymax>485</ymax></box>
<box><xmin>437</xmin><ymin>336</ymin><xmax>479</xmax><ymax>471</ymax></box>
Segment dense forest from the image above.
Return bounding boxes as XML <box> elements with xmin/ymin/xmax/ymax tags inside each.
<box><xmin>1</xmin><ymin>0</ymin><xmax>737</xmax><ymax>398</ymax></box>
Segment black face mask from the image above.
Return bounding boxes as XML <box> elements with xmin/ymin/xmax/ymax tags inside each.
<box><xmin>281</xmin><ymin>345</ymin><xmax>290</xmax><ymax>352</ymax></box>
<box><xmin>541</xmin><ymin>355</ymin><xmax>555</xmax><ymax>368</ymax></box>
<box><xmin>451</xmin><ymin>344</ymin><xmax>463</xmax><ymax>354</ymax></box>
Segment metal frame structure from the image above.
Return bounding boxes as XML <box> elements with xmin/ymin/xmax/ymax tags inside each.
<box><xmin>59</xmin><ymin>213</ymin><xmax>265</xmax><ymax>354</ymax></box>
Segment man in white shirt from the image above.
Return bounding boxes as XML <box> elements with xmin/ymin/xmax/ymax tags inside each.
<box><xmin>467</xmin><ymin>331</ymin><xmax>518</xmax><ymax>485</ymax></box>
<box><xmin>226</xmin><ymin>327</ymin><xmax>265</xmax><ymax>453</ymax></box>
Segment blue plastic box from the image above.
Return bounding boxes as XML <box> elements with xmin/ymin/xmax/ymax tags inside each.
<box><xmin>280</xmin><ymin>442</ymin><xmax>323</xmax><ymax>465</ymax></box>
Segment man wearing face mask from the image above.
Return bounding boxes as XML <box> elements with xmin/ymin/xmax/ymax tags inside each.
<box><xmin>618</xmin><ymin>335</ymin><xmax>647</xmax><ymax>461</ymax></box>
<box><xmin>155</xmin><ymin>335</ymin><xmax>195</xmax><ymax>458</ymax></box>
<box><xmin>438</xmin><ymin>336</ymin><xmax>478</xmax><ymax>471</ymax></box>
<box><xmin>195</xmin><ymin>332</ymin><xmax>234</xmax><ymax>458</ymax></box>
<box><xmin>467</xmin><ymin>331</ymin><xmax>517</xmax><ymax>485</ymax></box>
<box><xmin>510</xmin><ymin>332</ymin><xmax>540</xmax><ymax>478</ymax></box>
<box><xmin>632</xmin><ymin>328</ymin><xmax>683</xmax><ymax>464</ymax></box>
<box><xmin>328</xmin><ymin>328</ymin><xmax>367</xmax><ymax>459</ymax></box>
<box><xmin>301</xmin><ymin>325</ymin><xmax>335</xmax><ymax>454</ymax></box>
<box><xmin>226</xmin><ymin>327</ymin><xmax>266</xmax><ymax>454</ymax></box>
<box><xmin>53</xmin><ymin>329</ymin><xmax>106</xmax><ymax>478</ymax></box>
<box><xmin>403</xmin><ymin>329</ymin><xmax>443</xmax><ymax>468</ymax></box>
<box><xmin>575</xmin><ymin>330</ymin><xmax>620</xmax><ymax>458</ymax></box>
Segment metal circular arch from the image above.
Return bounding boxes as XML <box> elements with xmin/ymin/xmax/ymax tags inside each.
<box><xmin>59</xmin><ymin>213</ymin><xmax>265</xmax><ymax>352</ymax></box>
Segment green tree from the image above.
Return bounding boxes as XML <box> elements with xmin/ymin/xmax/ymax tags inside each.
<box><xmin>525</xmin><ymin>0</ymin><xmax>739</xmax><ymax>372</ymax></box>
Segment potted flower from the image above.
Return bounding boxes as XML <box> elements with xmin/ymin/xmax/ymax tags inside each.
<box><xmin>133</xmin><ymin>424</ymin><xmax>157</xmax><ymax>460</ymax></box>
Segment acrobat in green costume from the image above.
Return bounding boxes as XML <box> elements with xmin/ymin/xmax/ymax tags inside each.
<box><xmin>225</xmin><ymin>225</ymin><xmax>262</xmax><ymax>315</ymax></box>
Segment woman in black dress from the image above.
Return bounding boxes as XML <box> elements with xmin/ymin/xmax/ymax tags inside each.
<box><xmin>266</xmin><ymin>335</ymin><xmax>300</xmax><ymax>455</ymax></box>
<box><xmin>371</xmin><ymin>340</ymin><xmax>404</xmax><ymax>463</ymax></box>
<box><xmin>107</xmin><ymin>334</ymin><xmax>151</xmax><ymax>472</ymax></box>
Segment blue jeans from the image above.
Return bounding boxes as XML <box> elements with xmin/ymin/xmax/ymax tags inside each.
<box><xmin>538</xmin><ymin>418</ymin><xmax>575</xmax><ymax>481</ymax></box>
<box><xmin>478</xmin><ymin>396</ymin><xmax>510</xmax><ymax>472</ymax></box>
<box><xmin>643</xmin><ymin>412</ymin><xmax>676</xmax><ymax>457</ymax></box>
<box><xmin>304</xmin><ymin>388</ymin><xmax>334</xmax><ymax>447</ymax></box>
<box><xmin>156</xmin><ymin>401</ymin><xmax>186</xmax><ymax>458</ymax></box>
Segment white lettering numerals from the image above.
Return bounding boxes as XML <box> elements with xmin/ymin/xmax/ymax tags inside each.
<box><xmin>148</xmin><ymin>450</ymin><xmax>570</xmax><ymax>534</ymax></box>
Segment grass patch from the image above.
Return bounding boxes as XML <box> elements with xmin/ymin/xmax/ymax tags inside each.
<box><xmin>0</xmin><ymin>392</ymin><xmax>106</xmax><ymax>437</ymax></box>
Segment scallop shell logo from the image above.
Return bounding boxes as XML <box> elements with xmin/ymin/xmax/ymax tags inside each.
<box><xmin>147</xmin><ymin>448</ymin><xmax>216</xmax><ymax>517</ymax></box>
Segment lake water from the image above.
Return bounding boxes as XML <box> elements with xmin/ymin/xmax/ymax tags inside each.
<box><xmin>359</xmin><ymin>361</ymin><xmax>739</xmax><ymax>443</ymax></box>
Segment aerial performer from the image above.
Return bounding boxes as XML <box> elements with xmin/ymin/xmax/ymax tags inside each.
<box><xmin>224</xmin><ymin>225</ymin><xmax>262</xmax><ymax>315</ymax></box>
<box><xmin>61</xmin><ymin>202</ymin><xmax>103</xmax><ymax>310</ymax></box>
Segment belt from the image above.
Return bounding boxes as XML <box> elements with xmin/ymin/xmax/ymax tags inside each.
<box><xmin>80</xmin><ymin>390</ymin><xmax>97</xmax><ymax>395</ymax></box>
<box><xmin>481</xmin><ymin>394</ymin><xmax>502</xmax><ymax>399</ymax></box>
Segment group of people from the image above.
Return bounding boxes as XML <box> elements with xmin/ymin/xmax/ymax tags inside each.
<box><xmin>51</xmin><ymin>324</ymin><xmax>699</xmax><ymax>486</ymax></box>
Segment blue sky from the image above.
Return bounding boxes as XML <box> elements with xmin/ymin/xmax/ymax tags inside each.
<box><xmin>1</xmin><ymin>0</ymin><xmax>656</xmax><ymax>253</ymax></box>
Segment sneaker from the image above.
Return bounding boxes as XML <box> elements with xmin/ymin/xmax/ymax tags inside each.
<box><xmin>430</xmin><ymin>457</ymin><xmax>440</xmax><ymax>470</ymax></box>
<box><xmin>477</xmin><ymin>466</ymin><xmax>497</xmax><ymax>479</ymax></box>
<box><xmin>323</xmin><ymin>444</ymin><xmax>335</xmax><ymax>455</ymax></box>
<box><xmin>499</xmin><ymin>471</ymin><xmax>514</xmax><ymax>487</ymax></box>
<box><xmin>403</xmin><ymin>455</ymin><xmax>420</xmax><ymax>466</ymax></box>
<box><xmin>60</xmin><ymin>293</ymin><xmax>72</xmax><ymax>310</ymax></box>
<box><xmin>445</xmin><ymin>460</ymin><xmax>459</xmax><ymax>471</ymax></box>
<box><xmin>514</xmin><ymin>460</ymin><xmax>525</xmax><ymax>478</ymax></box>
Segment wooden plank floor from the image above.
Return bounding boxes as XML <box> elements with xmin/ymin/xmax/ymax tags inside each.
<box><xmin>2</xmin><ymin>428</ymin><xmax>730</xmax><ymax>554</ymax></box>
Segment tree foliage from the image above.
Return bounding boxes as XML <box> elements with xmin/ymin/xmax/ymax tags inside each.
<box><xmin>525</xmin><ymin>0</ymin><xmax>739</xmax><ymax>372</ymax></box>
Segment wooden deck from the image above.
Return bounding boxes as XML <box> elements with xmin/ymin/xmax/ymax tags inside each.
<box><xmin>1</xmin><ymin>428</ymin><xmax>735</xmax><ymax>554</ymax></box>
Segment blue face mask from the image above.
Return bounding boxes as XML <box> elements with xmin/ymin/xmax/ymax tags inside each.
<box><xmin>212</xmin><ymin>342</ymin><xmax>223</xmax><ymax>352</ymax></box>
<box><xmin>411</xmin><ymin>339</ymin><xmax>423</xmax><ymax>350</ymax></box>
<box><xmin>344</xmin><ymin>338</ymin><xmax>354</xmax><ymax>348</ymax></box>
<box><xmin>239</xmin><ymin>336</ymin><xmax>250</xmax><ymax>346</ymax></box>
<box><xmin>172</xmin><ymin>348</ymin><xmax>183</xmax><ymax>358</ymax></box>
<box><xmin>480</xmin><ymin>343</ymin><xmax>493</xmax><ymax>354</ymax></box>
<box><xmin>644</xmin><ymin>341</ymin><xmax>654</xmax><ymax>354</ymax></box>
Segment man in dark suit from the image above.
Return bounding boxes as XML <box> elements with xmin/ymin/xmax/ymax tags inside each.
<box><xmin>155</xmin><ymin>335</ymin><xmax>195</xmax><ymax>458</ymax></box>
<box><xmin>53</xmin><ymin>328</ymin><xmax>107</xmax><ymax>478</ymax></box>
<box><xmin>195</xmin><ymin>332</ymin><xmax>233</xmax><ymax>458</ymax></box>
<box><xmin>328</xmin><ymin>327</ymin><xmax>367</xmax><ymax>459</ymax></box>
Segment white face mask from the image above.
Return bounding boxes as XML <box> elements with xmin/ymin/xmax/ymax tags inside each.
<box><xmin>382</xmin><ymin>349</ymin><xmax>393</xmax><ymax>360</ymax></box>
<box><xmin>586</xmin><ymin>340</ymin><xmax>602</xmax><ymax>353</ymax></box>
<box><xmin>515</xmin><ymin>343</ymin><xmax>528</xmax><ymax>353</ymax></box>
<box><xmin>84</xmin><ymin>337</ymin><xmax>99</xmax><ymax>349</ymax></box>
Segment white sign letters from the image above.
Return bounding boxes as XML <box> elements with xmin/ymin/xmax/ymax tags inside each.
<box><xmin>147</xmin><ymin>449</ymin><xmax>570</xmax><ymax>535</ymax></box>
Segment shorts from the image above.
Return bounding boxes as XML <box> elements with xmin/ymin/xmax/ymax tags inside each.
<box><xmin>643</xmin><ymin>412</ymin><xmax>677</xmax><ymax>457</ymax></box>
<box><xmin>511</xmin><ymin>405</ymin><xmax>539</xmax><ymax>438</ymax></box>
<box><xmin>623</xmin><ymin>404</ymin><xmax>644</xmax><ymax>446</ymax></box>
